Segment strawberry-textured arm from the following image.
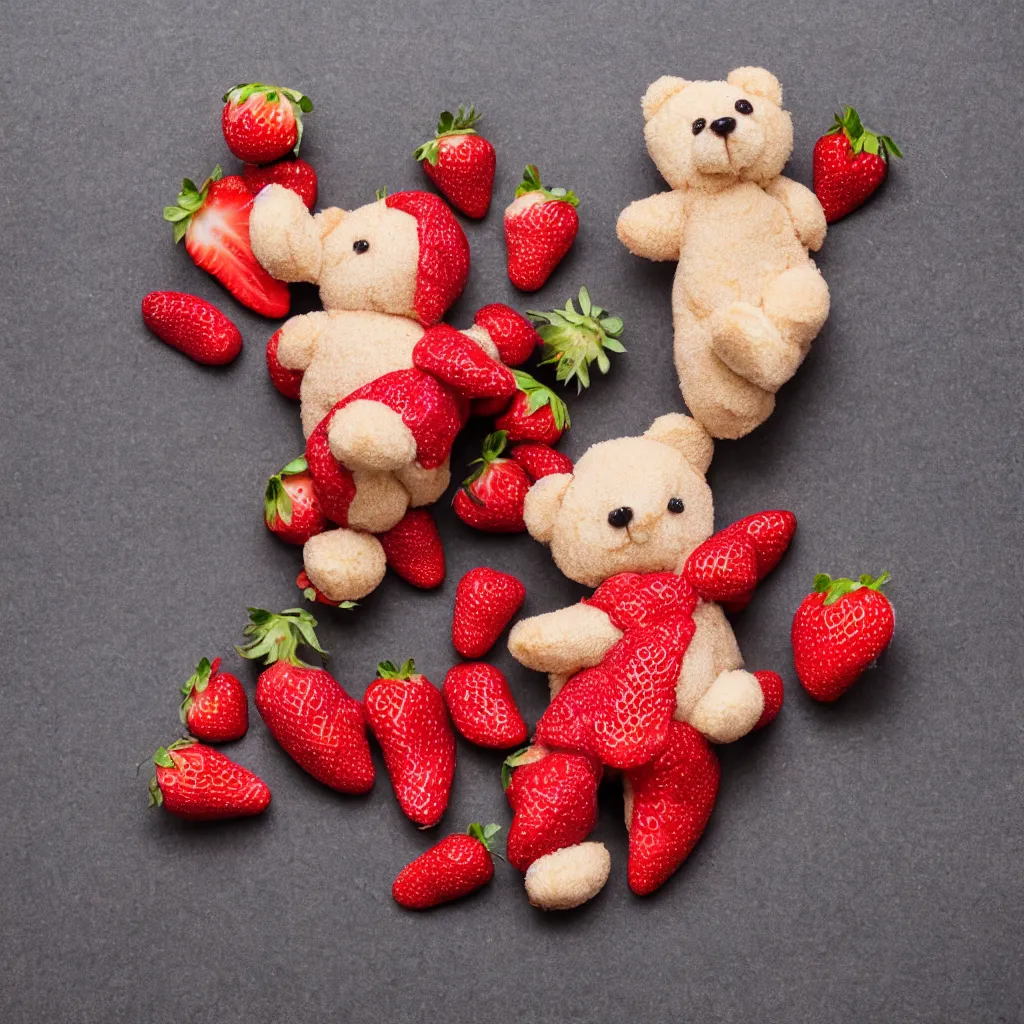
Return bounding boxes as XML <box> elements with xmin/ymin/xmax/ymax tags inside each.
<box><xmin>413</xmin><ymin>323</ymin><xmax>517</xmax><ymax>399</ymax></box>
<box><xmin>764</xmin><ymin>176</ymin><xmax>827</xmax><ymax>252</ymax></box>
<box><xmin>585</xmin><ymin>571</ymin><xmax>697</xmax><ymax>630</ymax></box>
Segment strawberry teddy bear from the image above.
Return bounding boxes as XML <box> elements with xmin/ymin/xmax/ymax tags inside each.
<box><xmin>249</xmin><ymin>184</ymin><xmax>539</xmax><ymax>603</ymax></box>
<box><xmin>505</xmin><ymin>413</ymin><xmax>792</xmax><ymax>907</ymax></box>
<box><xmin>617</xmin><ymin>67</ymin><xmax>830</xmax><ymax>440</ymax></box>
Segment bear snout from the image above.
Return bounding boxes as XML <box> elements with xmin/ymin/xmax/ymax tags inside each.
<box><xmin>710</xmin><ymin>117</ymin><xmax>737</xmax><ymax>137</ymax></box>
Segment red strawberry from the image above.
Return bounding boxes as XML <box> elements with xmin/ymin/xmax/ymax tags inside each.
<box><xmin>443</xmin><ymin>663</ymin><xmax>527</xmax><ymax>748</ymax></box>
<box><xmin>266</xmin><ymin>329</ymin><xmax>303</xmax><ymax>399</ymax></box>
<box><xmin>414</xmin><ymin>106</ymin><xmax>496</xmax><ymax>219</ymax></box>
<box><xmin>364</xmin><ymin>659</ymin><xmax>456</xmax><ymax>827</ymax></box>
<box><xmin>163</xmin><ymin>167</ymin><xmax>291</xmax><ymax>318</ymax></box>
<box><xmin>813</xmin><ymin>107</ymin><xmax>902</xmax><ymax>223</ymax></box>
<box><xmin>510</xmin><ymin>443</ymin><xmax>573</xmax><ymax>481</ymax></box>
<box><xmin>221</xmin><ymin>83</ymin><xmax>313</xmax><ymax>164</ymax></box>
<box><xmin>141</xmin><ymin>291</ymin><xmax>242</xmax><ymax>366</ymax></box>
<box><xmin>296</xmin><ymin>569</ymin><xmax>356</xmax><ymax>609</ymax></box>
<box><xmin>179</xmin><ymin>657</ymin><xmax>248</xmax><ymax>743</ymax></box>
<box><xmin>412</xmin><ymin>324</ymin><xmax>516</xmax><ymax>399</ymax></box>
<box><xmin>791</xmin><ymin>572</ymin><xmax>895</xmax><ymax>701</ymax></box>
<box><xmin>453</xmin><ymin>431</ymin><xmax>531</xmax><ymax>533</ymax></box>
<box><xmin>503</xmin><ymin>747</ymin><xmax>602</xmax><ymax>871</ymax></box>
<box><xmin>237</xmin><ymin>607</ymin><xmax>374</xmax><ymax>793</ymax></box>
<box><xmin>148</xmin><ymin>738</ymin><xmax>270</xmax><ymax>820</ymax></box>
<box><xmin>530</xmin><ymin>287</ymin><xmax>626</xmax><ymax>391</ymax></box>
<box><xmin>452</xmin><ymin>567</ymin><xmax>526</xmax><ymax>658</ymax></box>
<box><xmin>243</xmin><ymin>158</ymin><xmax>318</xmax><ymax>210</ymax></box>
<box><xmin>379</xmin><ymin>508</ymin><xmax>446</xmax><ymax>589</ymax></box>
<box><xmin>471</xmin><ymin>395</ymin><xmax>512</xmax><ymax>419</ymax></box>
<box><xmin>624</xmin><ymin>721</ymin><xmax>719</xmax><ymax>895</ymax></box>
<box><xmin>504</xmin><ymin>165</ymin><xmax>579</xmax><ymax>291</ymax></box>
<box><xmin>495</xmin><ymin>371</ymin><xmax>570</xmax><ymax>444</ymax></box>
<box><xmin>393</xmin><ymin>823</ymin><xmax>500</xmax><ymax>909</ymax></box>
<box><xmin>683</xmin><ymin>534</ymin><xmax>760</xmax><ymax>604</ymax></box>
<box><xmin>753</xmin><ymin>670</ymin><xmax>784</xmax><ymax>730</ymax></box>
<box><xmin>473</xmin><ymin>303</ymin><xmax>541</xmax><ymax>366</ymax></box>
<box><xmin>264</xmin><ymin>456</ymin><xmax>326</xmax><ymax>545</ymax></box>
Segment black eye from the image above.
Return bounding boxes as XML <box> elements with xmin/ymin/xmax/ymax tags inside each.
<box><xmin>667</xmin><ymin>497</ymin><xmax>685</xmax><ymax>514</ymax></box>
<box><xmin>735</xmin><ymin>99</ymin><xmax>753</xmax><ymax>115</ymax></box>
<box><xmin>691</xmin><ymin>118</ymin><xmax>706</xmax><ymax>135</ymax></box>
<box><xmin>353</xmin><ymin>239</ymin><xmax>370</xmax><ymax>253</ymax></box>
<box><xmin>608</xmin><ymin>507</ymin><xmax>633</xmax><ymax>529</ymax></box>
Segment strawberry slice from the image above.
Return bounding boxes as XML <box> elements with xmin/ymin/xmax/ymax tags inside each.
<box><xmin>163</xmin><ymin>166</ymin><xmax>291</xmax><ymax>319</ymax></box>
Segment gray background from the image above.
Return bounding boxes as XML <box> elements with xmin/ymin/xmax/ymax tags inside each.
<box><xmin>2</xmin><ymin>0</ymin><xmax>1022</xmax><ymax>1021</ymax></box>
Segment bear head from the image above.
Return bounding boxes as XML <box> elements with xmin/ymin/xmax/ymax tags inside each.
<box><xmin>642</xmin><ymin>66</ymin><xmax>792</xmax><ymax>191</ymax></box>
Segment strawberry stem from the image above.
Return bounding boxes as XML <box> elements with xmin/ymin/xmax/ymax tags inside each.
<box><xmin>179</xmin><ymin>657</ymin><xmax>214</xmax><ymax>724</ymax></box>
<box><xmin>511</xmin><ymin>370</ymin><xmax>571</xmax><ymax>430</ymax></box>
<box><xmin>461</xmin><ymin>431</ymin><xmax>510</xmax><ymax>492</ymax></box>
<box><xmin>264</xmin><ymin>455</ymin><xmax>307</xmax><ymax>527</ymax></box>
<box><xmin>163</xmin><ymin>166</ymin><xmax>222</xmax><ymax>243</ymax></box>
<box><xmin>814</xmin><ymin>571</ymin><xmax>891</xmax><ymax>606</ymax></box>
<box><xmin>827</xmin><ymin>106</ymin><xmax>903</xmax><ymax>161</ymax></box>
<box><xmin>467</xmin><ymin>822</ymin><xmax>502</xmax><ymax>854</ymax></box>
<box><xmin>376</xmin><ymin>659</ymin><xmax>416</xmax><ymax>680</ymax></box>
<box><xmin>236</xmin><ymin>607</ymin><xmax>327</xmax><ymax>667</ymax></box>
<box><xmin>514</xmin><ymin>164</ymin><xmax>579</xmax><ymax>206</ymax></box>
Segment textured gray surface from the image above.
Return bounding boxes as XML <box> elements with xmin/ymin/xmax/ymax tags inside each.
<box><xmin>2</xmin><ymin>1</ymin><xmax>1022</xmax><ymax>1021</ymax></box>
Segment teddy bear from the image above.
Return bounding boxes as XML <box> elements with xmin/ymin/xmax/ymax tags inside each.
<box><xmin>249</xmin><ymin>184</ymin><xmax>539</xmax><ymax>603</ymax></box>
<box><xmin>617</xmin><ymin>67</ymin><xmax>830</xmax><ymax>440</ymax></box>
<box><xmin>504</xmin><ymin>413</ymin><xmax>791</xmax><ymax>907</ymax></box>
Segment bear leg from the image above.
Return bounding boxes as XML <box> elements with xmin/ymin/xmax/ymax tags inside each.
<box><xmin>303</xmin><ymin>528</ymin><xmax>387</xmax><ymax>602</ymax></box>
<box><xmin>346</xmin><ymin>470</ymin><xmax>410</xmax><ymax>533</ymax></box>
<box><xmin>393</xmin><ymin>460</ymin><xmax>451</xmax><ymax>507</ymax></box>
<box><xmin>327</xmin><ymin>400</ymin><xmax>417</xmax><ymax>472</ymax></box>
<box><xmin>762</xmin><ymin>265</ymin><xmax>831</xmax><ymax>352</ymax></box>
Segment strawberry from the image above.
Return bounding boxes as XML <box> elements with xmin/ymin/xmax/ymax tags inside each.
<box><xmin>148</xmin><ymin>738</ymin><xmax>270</xmax><ymax>820</ymax></box>
<box><xmin>264</xmin><ymin>456</ymin><xmax>326</xmax><ymax>545</ymax></box>
<box><xmin>753</xmin><ymin>670</ymin><xmax>784</xmax><ymax>730</ymax></box>
<box><xmin>243</xmin><ymin>158</ymin><xmax>318</xmax><ymax>210</ymax></box>
<box><xmin>364</xmin><ymin>659</ymin><xmax>456</xmax><ymax>827</ymax></box>
<box><xmin>791</xmin><ymin>572</ymin><xmax>895</xmax><ymax>701</ymax></box>
<box><xmin>414</xmin><ymin>106</ymin><xmax>496</xmax><ymax>219</ymax></box>
<box><xmin>624</xmin><ymin>721</ymin><xmax>719</xmax><ymax>895</ymax></box>
<box><xmin>221</xmin><ymin>83</ymin><xmax>313</xmax><ymax>164</ymax></box>
<box><xmin>451</xmin><ymin>566</ymin><xmax>526</xmax><ymax>658</ymax></box>
<box><xmin>266</xmin><ymin>329</ymin><xmax>303</xmax><ymax>399</ymax></box>
<box><xmin>495</xmin><ymin>370</ymin><xmax>570</xmax><ymax>445</ymax></box>
<box><xmin>473</xmin><ymin>304</ymin><xmax>541</xmax><ymax>366</ymax></box>
<box><xmin>504</xmin><ymin>165</ymin><xmax>579</xmax><ymax>291</ymax></box>
<box><xmin>179</xmin><ymin>657</ymin><xmax>248</xmax><ymax>743</ymax></box>
<box><xmin>296</xmin><ymin>569</ymin><xmax>356</xmax><ymax>609</ymax></box>
<box><xmin>237</xmin><ymin>607</ymin><xmax>374</xmax><ymax>793</ymax></box>
<box><xmin>510</xmin><ymin>443</ymin><xmax>573</xmax><ymax>481</ymax></box>
<box><xmin>393</xmin><ymin>823</ymin><xmax>500</xmax><ymax>909</ymax></box>
<box><xmin>141</xmin><ymin>291</ymin><xmax>242</xmax><ymax>366</ymax></box>
<box><xmin>379</xmin><ymin>508</ymin><xmax>445</xmax><ymax>589</ymax></box>
<box><xmin>412</xmin><ymin>324</ymin><xmax>516</xmax><ymax>399</ymax></box>
<box><xmin>813</xmin><ymin>107</ymin><xmax>902</xmax><ymax>223</ymax></box>
<box><xmin>503</xmin><ymin>747</ymin><xmax>602</xmax><ymax>871</ymax></box>
<box><xmin>452</xmin><ymin>431</ymin><xmax>531</xmax><ymax>533</ymax></box>
<box><xmin>163</xmin><ymin>167</ymin><xmax>291</xmax><ymax>318</ymax></box>
<box><xmin>529</xmin><ymin>287</ymin><xmax>626</xmax><ymax>391</ymax></box>
<box><xmin>720</xmin><ymin>510</ymin><xmax>797</xmax><ymax>580</ymax></box>
<box><xmin>443</xmin><ymin>663</ymin><xmax>528</xmax><ymax>748</ymax></box>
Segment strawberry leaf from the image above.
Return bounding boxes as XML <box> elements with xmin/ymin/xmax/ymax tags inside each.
<box><xmin>236</xmin><ymin>607</ymin><xmax>325</xmax><ymax>667</ymax></box>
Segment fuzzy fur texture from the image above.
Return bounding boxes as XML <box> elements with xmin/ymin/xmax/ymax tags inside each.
<box><xmin>525</xmin><ymin>842</ymin><xmax>611</xmax><ymax>911</ymax></box>
<box><xmin>618</xmin><ymin>68</ymin><xmax>830</xmax><ymax>439</ymax></box>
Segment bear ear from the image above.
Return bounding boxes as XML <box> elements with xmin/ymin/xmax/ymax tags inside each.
<box><xmin>727</xmin><ymin>66</ymin><xmax>783</xmax><ymax>106</ymax></box>
<box><xmin>642</xmin><ymin>76</ymin><xmax>691</xmax><ymax>121</ymax></box>
<box><xmin>249</xmin><ymin>183</ymin><xmax>324</xmax><ymax>284</ymax></box>
<box><xmin>644</xmin><ymin>414</ymin><xmax>714</xmax><ymax>474</ymax></box>
<box><xmin>314</xmin><ymin>206</ymin><xmax>346</xmax><ymax>239</ymax></box>
<box><xmin>523</xmin><ymin>473</ymin><xmax>573</xmax><ymax>544</ymax></box>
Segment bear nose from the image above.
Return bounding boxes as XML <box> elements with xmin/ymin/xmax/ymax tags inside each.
<box><xmin>710</xmin><ymin>116</ymin><xmax>737</xmax><ymax>137</ymax></box>
<box><xmin>607</xmin><ymin>507</ymin><xmax>633</xmax><ymax>529</ymax></box>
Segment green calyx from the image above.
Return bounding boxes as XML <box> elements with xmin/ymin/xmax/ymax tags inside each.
<box><xmin>236</xmin><ymin>607</ymin><xmax>326</xmax><ymax>667</ymax></box>
<box><xmin>224</xmin><ymin>82</ymin><xmax>313</xmax><ymax>156</ymax></box>
<box><xmin>414</xmin><ymin>105</ymin><xmax>481</xmax><ymax>165</ymax></box>
<box><xmin>163</xmin><ymin>165</ymin><xmax>222</xmax><ymax>243</ymax></box>
<box><xmin>501</xmin><ymin>746</ymin><xmax>533</xmax><ymax>790</ymax></box>
<box><xmin>375</xmin><ymin>187</ymin><xmax>388</xmax><ymax>201</ymax></box>
<box><xmin>814</xmin><ymin>571</ymin><xmax>891</xmax><ymax>607</ymax></box>
<box><xmin>178</xmin><ymin>656</ymin><xmax>214</xmax><ymax>725</ymax></box>
<box><xmin>511</xmin><ymin>370</ymin><xmax>570</xmax><ymax>430</ymax></box>
<box><xmin>515</xmin><ymin>164</ymin><xmax>579</xmax><ymax>206</ymax></box>
<box><xmin>528</xmin><ymin>287</ymin><xmax>626</xmax><ymax>392</ymax></box>
<box><xmin>376</xmin><ymin>658</ymin><xmax>416</xmax><ymax>680</ymax></box>
<box><xmin>264</xmin><ymin>455</ymin><xmax>308</xmax><ymax>528</ymax></box>
<box><xmin>149</xmin><ymin>737</ymin><xmax>197</xmax><ymax>806</ymax></box>
<box><xmin>467</xmin><ymin>822</ymin><xmax>502</xmax><ymax>853</ymax></box>
<box><xmin>827</xmin><ymin>107</ymin><xmax>903</xmax><ymax>161</ymax></box>
<box><xmin>461</xmin><ymin>430</ymin><xmax>509</xmax><ymax>498</ymax></box>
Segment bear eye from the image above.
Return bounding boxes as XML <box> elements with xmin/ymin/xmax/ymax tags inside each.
<box><xmin>691</xmin><ymin>118</ymin><xmax>706</xmax><ymax>135</ymax></box>
<box><xmin>735</xmin><ymin>99</ymin><xmax>753</xmax><ymax>115</ymax></box>
<box><xmin>667</xmin><ymin>497</ymin><xmax>685</xmax><ymax>514</ymax></box>
<box><xmin>607</xmin><ymin>507</ymin><xmax>634</xmax><ymax>529</ymax></box>
<box><xmin>353</xmin><ymin>239</ymin><xmax>370</xmax><ymax>253</ymax></box>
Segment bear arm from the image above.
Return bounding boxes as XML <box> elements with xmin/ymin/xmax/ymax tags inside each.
<box><xmin>275</xmin><ymin>312</ymin><xmax>332</xmax><ymax>371</ymax></box>
<box><xmin>508</xmin><ymin>604</ymin><xmax>623</xmax><ymax>675</ymax></box>
<box><xmin>763</xmin><ymin>176</ymin><xmax>827</xmax><ymax>252</ymax></box>
<box><xmin>686</xmin><ymin>669</ymin><xmax>764</xmax><ymax>744</ymax></box>
<box><xmin>616</xmin><ymin>192</ymin><xmax>685</xmax><ymax>261</ymax></box>
<box><xmin>674</xmin><ymin>601</ymin><xmax>744</xmax><ymax>719</ymax></box>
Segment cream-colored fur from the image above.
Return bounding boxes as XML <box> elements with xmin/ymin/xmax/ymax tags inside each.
<box><xmin>617</xmin><ymin>68</ymin><xmax>830</xmax><ymax>439</ymax></box>
<box><xmin>525</xmin><ymin>843</ymin><xmax>611</xmax><ymax>911</ymax></box>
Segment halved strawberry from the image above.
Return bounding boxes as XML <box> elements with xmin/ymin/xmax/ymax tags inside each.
<box><xmin>163</xmin><ymin>166</ymin><xmax>290</xmax><ymax>318</ymax></box>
